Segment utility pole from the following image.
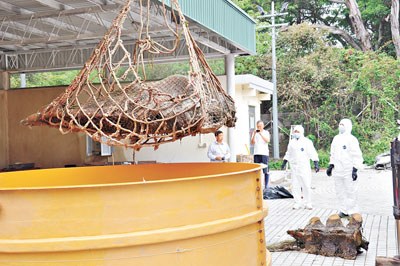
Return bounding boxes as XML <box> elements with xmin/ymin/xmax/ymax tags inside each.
<box><xmin>257</xmin><ymin>2</ymin><xmax>288</xmax><ymax>159</ymax></box>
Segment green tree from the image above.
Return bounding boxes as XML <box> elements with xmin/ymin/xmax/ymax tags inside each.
<box><xmin>233</xmin><ymin>0</ymin><xmax>399</xmax><ymax>57</ymax></box>
<box><xmin>236</xmin><ymin>23</ymin><xmax>399</xmax><ymax>163</ymax></box>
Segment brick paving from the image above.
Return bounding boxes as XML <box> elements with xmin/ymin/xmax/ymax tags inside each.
<box><xmin>264</xmin><ymin>169</ymin><xmax>397</xmax><ymax>265</ymax></box>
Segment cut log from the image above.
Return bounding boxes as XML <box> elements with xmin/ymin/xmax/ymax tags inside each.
<box><xmin>376</xmin><ymin>256</ymin><xmax>400</xmax><ymax>265</ymax></box>
<box><xmin>285</xmin><ymin>214</ymin><xmax>369</xmax><ymax>260</ymax></box>
<box><xmin>267</xmin><ymin>240</ymin><xmax>299</xmax><ymax>252</ymax></box>
<box><xmin>326</xmin><ymin>214</ymin><xmax>343</xmax><ymax>227</ymax></box>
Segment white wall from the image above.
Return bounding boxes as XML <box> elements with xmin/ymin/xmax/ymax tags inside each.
<box><xmin>134</xmin><ymin>133</ymin><xmax>217</xmax><ymax>163</ymax></box>
<box><xmin>232</xmin><ymin>77</ymin><xmax>263</xmax><ymax>157</ymax></box>
<box><xmin>109</xmin><ymin>131</ymin><xmax>220</xmax><ymax>164</ymax></box>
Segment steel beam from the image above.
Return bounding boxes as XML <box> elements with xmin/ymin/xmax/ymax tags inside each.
<box><xmin>0</xmin><ymin>0</ymin><xmax>234</xmax><ymax>72</ymax></box>
<box><xmin>0</xmin><ymin>40</ymin><xmax>223</xmax><ymax>72</ymax></box>
<box><xmin>34</xmin><ymin>0</ymin><xmax>113</xmax><ymax>29</ymax></box>
<box><xmin>0</xmin><ymin>27</ymin><xmax>175</xmax><ymax>47</ymax></box>
<box><xmin>0</xmin><ymin>1</ymin><xmax>93</xmax><ymax>36</ymax></box>
<box><xmin>0</xmin><ymin>4</ymin><xmax>120</xmax><ymax>22</ymax></box>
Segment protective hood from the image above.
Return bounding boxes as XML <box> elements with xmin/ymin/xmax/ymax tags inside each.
<box><xmin>339</xmin><ymin>118</ymin><xmax>352</xmax><ymax>135</ymax></box>
<box><xmin>293</xmin><ymin>125</ymin><xmax>305</xmax><ymax>137</ymax></box>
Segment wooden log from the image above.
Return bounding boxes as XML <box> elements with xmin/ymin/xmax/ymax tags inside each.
<box><xmin>326</xmin><ymin>214</ymin><xmax>343</xmax><ymax>227</ymax></box>
<box><xmin>304</xmin><ymin>217</ymin><xmax>325</xmax><ymax>255</ymax></box>
<box><xmin>347</xmin><ymin>213</ymin><xmax>362</xmax><ymax>227</ymax></box>
<box><xmin>376</xmin><ymin>256</ymin><xmax>400</xmax><ymax>265</ymax></box>
<box><xmin>305</xmin><ymin>217</ymin><xmax>324</xmax><ymax>229</ymax></box>
<box><xmin>285</xmin><ymin>213</ymin><xmax>368</xmax><ymax>260</ymax></box>
<box><xmin>266</xmin><ymin>240</ymin><xmax>299</xmax><ymax>252</ymax></box>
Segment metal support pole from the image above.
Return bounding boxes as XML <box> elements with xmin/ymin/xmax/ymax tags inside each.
<box><xmin>391</xmin><ymin>137</ymin><xmax>400</xmax><ymax>256</ymax></box>
<box><xmin>271</xmin><ymin>1</ymin><xmax>280</xmax><ymax>159</ymax></box>
<box><xmin>0</xmin><ymin>71</ymin><xmax>10</xmax><ymax>90</ymax></box>
<box><xmin>225</xmin><ymin>53</ymin><xmax>236</xmax><ymax>162</ymax></box>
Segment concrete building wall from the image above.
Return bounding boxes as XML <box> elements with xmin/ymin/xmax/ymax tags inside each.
<box><xmin>3</xmin><ymin>87</ymin><xmax>88</xmax><ymax>169</ymax></box>
<box><xmin>233</xmin><ymin>83</ymin><xmax>263</xmax><ymax>156</ymax></box>
<box><xmin>0</xmin><ymin>91</ymin><xmax>8</xmax><ymax>168</ymax></box>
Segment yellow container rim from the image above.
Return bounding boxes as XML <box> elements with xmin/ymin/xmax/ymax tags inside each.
<box><xmin>0</xmin><ymin>162</ymin><xmax>264</xmax><ymax>191</ymax></box>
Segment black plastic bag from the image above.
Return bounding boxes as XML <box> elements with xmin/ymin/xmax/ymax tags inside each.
<box><xmin>263</xmin><ymin>186</ymin><xmax>293</xmax><ymax>199</ymax></box>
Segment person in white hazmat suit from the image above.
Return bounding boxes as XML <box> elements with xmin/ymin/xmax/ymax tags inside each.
<box><xmin>326</xmin><ymin>118</ymin><xmax>363</xmax><ymax>218</ymax></box>
<box><xmin>281</xmin><ymin>125</ymin><xmax>319</xmax><ymax>210</ymax></box>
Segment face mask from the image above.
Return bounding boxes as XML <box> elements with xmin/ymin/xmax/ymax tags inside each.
<box><xmin>293</xmin><ymin>133</ymin><xmax>301</xmax><ymax>139</ymax></box>
<box><xmin>339</xmin><ymin>125</ymin><xmax>346</xmax><ymax>134</ymax></box>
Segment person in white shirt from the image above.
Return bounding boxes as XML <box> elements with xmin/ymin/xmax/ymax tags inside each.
<box><xmin>281</xmin><ymin>125</ymin><xmax>319</xmax><ymax>210</ymax></box>
<box><xmin>208</xmin><ymin>130</ymin><xmax>231</xmax><ymax>162</ymax></box>
<box><xmin>251</xmin><ymin>120</ymin><xmax>270</xmax><ymax>189</ymax></box>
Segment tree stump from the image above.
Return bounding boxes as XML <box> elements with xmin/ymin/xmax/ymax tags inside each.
<box><xmin>284</xmin><ymin>213</ymin><xmax>369</xmax><ymax>259</ymax></box>
<box><xmin>376</xmin><ymin>256</ymin><xmax>400</xmax><ymax>265</ymax></box>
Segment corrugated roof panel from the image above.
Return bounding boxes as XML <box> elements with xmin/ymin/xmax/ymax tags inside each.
<box><xmin>163</xmin><ymin>0</ymin><xmax>256</xmax><ymax>55</ymax></box>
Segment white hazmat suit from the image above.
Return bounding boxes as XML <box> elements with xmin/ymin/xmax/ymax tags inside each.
<box><xmin>329</xmin><ymin>119</ymin><xmax>363</xmax><ymax>215</ymax></box>
<box><xmin>283</xmin><ymin>125</ymin><xmax>319</xmax><ymax>209</ymax></box>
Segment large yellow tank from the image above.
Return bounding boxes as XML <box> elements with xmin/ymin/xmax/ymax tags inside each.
<box><xmin>0</xmin><ymin>162</ymin><xmax>270</xmax><ymax>265</ymax></box>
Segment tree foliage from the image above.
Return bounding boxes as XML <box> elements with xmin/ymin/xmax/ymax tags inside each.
<box><xmin>234</xmin><ymin>0</ymin><xmax>399</xmax><ymax>57</ymax></box>
<box><xmin>10</xmin><ymin>70</ymin><xmax>79</xmax><ymax>88</ymax></box>
<box><xmin>235</xmin><ymin>23</ymin><xmax>400</xmax><ymax>164</ymax></box>
<box><xmin>10</xmin><ymin>59</ymin><xmax>226</xmax><ymax>89</ymax></box>
<box><xmin>233</xmin><ymin>0</ymin><xmax>399</xmax><ymax>164</ymax></box>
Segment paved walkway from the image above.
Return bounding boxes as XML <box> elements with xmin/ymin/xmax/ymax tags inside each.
<box><xmin>264</xmin><ymin>169</ymin><xmax>397</xmax><ymax>265</ymax></box>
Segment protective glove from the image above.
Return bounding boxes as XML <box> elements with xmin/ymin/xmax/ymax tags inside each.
<box><xmin>281</xmin><ymin>159</ymin><xmax>288</xmax><ymax>170</ymax></box>
<box><xmin>352</xmin><ymin>167</ymin><xmax>358</xmax><ymax>181</ymax></box>
<box><xmin>314</xmin><ymin>161</ymin><xmax>320</xmax><ymax>173</ymax></box>
<box><xmin>326</xmin><ymin>164</ymin><xmax>334</xmax><ymax>176</ymax></box>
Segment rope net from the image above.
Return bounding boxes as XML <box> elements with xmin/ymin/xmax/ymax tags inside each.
<box><xmin>21</xmin><ymin>0</ymin><xmax>236</xmax><ymax>150</ymax></box>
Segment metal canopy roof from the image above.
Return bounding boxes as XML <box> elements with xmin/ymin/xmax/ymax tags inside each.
<box><xmin>0</xmin><ymin>0</ymin><xmax>256</xmax><ymax>73</ymax></box>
